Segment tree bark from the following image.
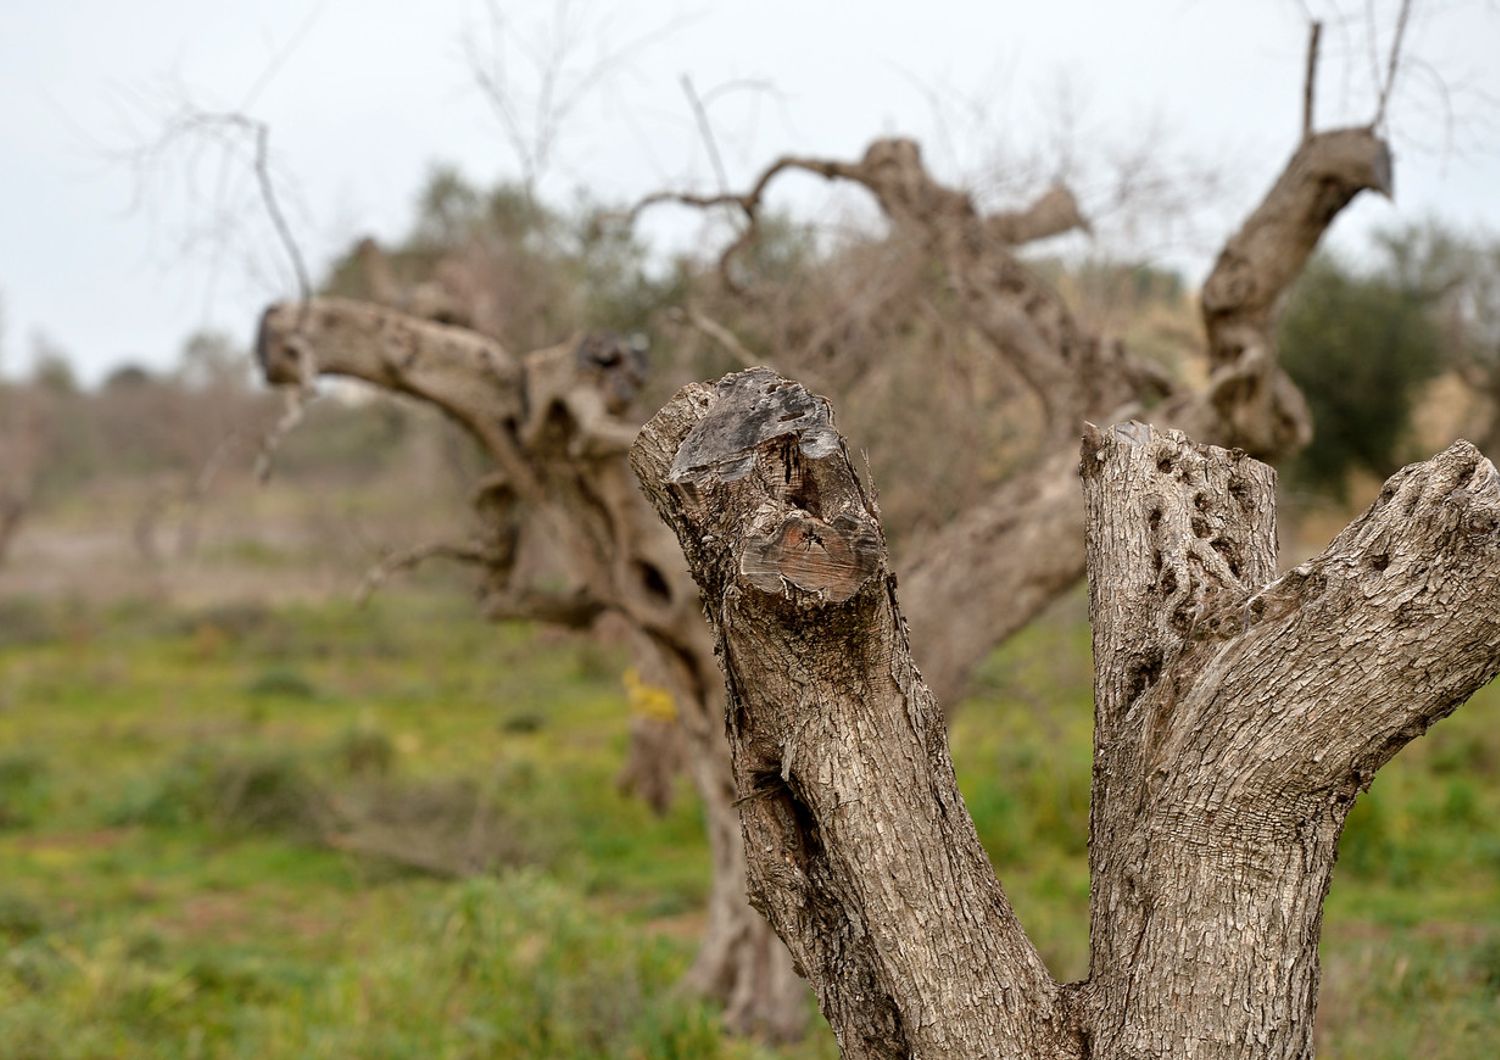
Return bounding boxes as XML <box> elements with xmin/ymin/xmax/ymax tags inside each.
<box><xmin>256</xmin><ymin>300</ymin><xmax>807</xmax><ymax>1040</ymax></box>
<box><xmin>633</xmin><ymin>368</ymin><xmax>1500</xmax><ymax>1059</ymax></box>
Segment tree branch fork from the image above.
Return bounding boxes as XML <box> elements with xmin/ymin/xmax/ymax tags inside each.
<box><xmin>633</xmin><ymin>369</ymin><xmax>1500</xmax><ymax>1059</ymax></box>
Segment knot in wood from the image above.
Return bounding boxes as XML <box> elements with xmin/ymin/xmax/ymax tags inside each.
<box><xmin>740</xmin><ymin>510</ymin><xmax>882</xmax><ymax>604</ymax></box>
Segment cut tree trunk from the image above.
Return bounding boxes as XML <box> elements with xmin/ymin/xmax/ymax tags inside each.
<box><xmin>634</xmin><ymin>368</ymin><xmax>1500</xmax><ymax>1059</ymax></box>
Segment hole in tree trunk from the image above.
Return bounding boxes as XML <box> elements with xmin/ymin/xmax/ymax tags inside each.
<box><xmin>634</xmin><ymin>561</ymin><xmax>673</xmax><ymax>603</ymax></box>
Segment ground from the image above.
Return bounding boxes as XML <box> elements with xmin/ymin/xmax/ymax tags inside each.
<box><xmin>0</xmin><ymin>586</ymin><xmax>1496</xmax><ymax>1058</ymax></box>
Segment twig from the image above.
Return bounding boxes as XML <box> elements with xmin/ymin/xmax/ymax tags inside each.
<box><xmin>627</xmin><ymin>154</ymin><xmax>852</xmax><ymax>290</ymax></box>
<box><xmin>254</xmin><ymin>335</ymin><xmax>316</xmax><ymax>484</ymax></box>
<box><xmin>1303</xmin><ymin>21</ymin><xmax>1323</xmax><ymax>138</ymax></box>
<box><xmin>355</xmin><ymin>540</ymin><xmax>496</xmax><ymax>605</ymax></box>
<box><xmin>1374</xmin><ymin>0</ymin><xmax>1415</xmax><ymax>127</ymax></box>
<box><xmin>669</xmin><ymin>304</ymin><xmax>765</xmax><ymax>370</ymax></box>
<box><xmin>246</xmin><ymin>121</ymin><xmax>312</xmax><ymax>324</ymax></box>
<box><xmin>681</xmin><ymin>74</ymin><xmax>732</xmax><ymax>196</ymax></box>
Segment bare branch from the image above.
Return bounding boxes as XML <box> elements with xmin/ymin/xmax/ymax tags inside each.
<box><xmin>666</xmin><ymin>304</ymin><xmax>764</xmax><ymax>370</ymax></box>
<box><xmin>466</xmin><ymin>0</ymin><xmax>696</xmax><ymax>198</ymax></box>
<box><xmin>253</xmin><ymin>331</ymin><xmax>316</xmax><ymax>484</ymax></box>
<box><xmin>1193</xmin><ymin>126</ymin><xmax>1393</xmax><ymax>454</ymax></box>
<box><xmin>983</xmin><ymin>182</ymin><xmax>1091</xmax><ymax>245</ymax></box>
<box><xmin>625</xmin><ymin>154</ymin><xmax>854</xmax><ymax>291</ymax></box>
<box><xmin>1374</xmin><ymin>0</ymin><xmax>1415</xmax><ymax>126</ymax></box>
<box><xmin>355</xmin><ymin>540</ymin><xmax>497</xmax><ymax>605</ymax></box>
<box><xmin>1303</xmin><ymin>20</ymin><xmax>1323</xmax><ymax>138</ymax></box>
<box><xmin>680</xmin><ymin>74</ymin><xmax>731</xmax><ymax>196</ymax></box>
<box><xmin>247</xmin><ymin>120</ymin><xmax>312</xmax><ymax>314</ymax></box>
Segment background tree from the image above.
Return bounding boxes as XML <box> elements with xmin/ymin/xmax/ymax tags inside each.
<box><xmin>1278</xmin><ymin>251</ymin><xmax>1445</xmax><ymax>495</ymax></box>
<box><xmin>1380</xmin><ymin>224</ymin><xmax>1500</xmax><ymax>454</ymax></box>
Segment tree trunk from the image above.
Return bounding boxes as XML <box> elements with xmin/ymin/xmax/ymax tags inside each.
<box><xmin>633</xmin><ymin>368</ymin><xmax>1500</xmax><ymax>1059</ymax></box>
<box><xmin>0</xmin><ymin>496</ymin><xmax>26</xmax><ymax>567</ymax></box>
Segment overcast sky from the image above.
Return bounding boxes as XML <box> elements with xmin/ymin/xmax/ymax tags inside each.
<box><xmin>1</xmin><ymin>0</ymin><xmax>1496</xmax><ymax>381</ymax></box>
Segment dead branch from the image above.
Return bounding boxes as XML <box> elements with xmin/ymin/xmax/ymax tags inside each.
<box><xmin>1303</xmin><ymin>20</ymin><xmax>1323</xmax><ymax>138</ymax></box>
<box><xmin>666</xmin><ymin>304</ymin><xmax>764</xmax><ymax>370</ymax></box>
<box><xmin>681</xmin><ymin>74</ymin><xmax>732</xmax><ymax>196</ymax></box>
<box><xmin>355</xmin><ymin>540</ymin><xmax>498</xmax><ymax>605</ymax></box>
<box><xmin>1374</xmin><ymin>0</ymin><xmax>1415</xmax><ymax>127</ymax></box>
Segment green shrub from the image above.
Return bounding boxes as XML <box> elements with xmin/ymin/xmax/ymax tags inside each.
<box><xmin>328</xmin><ymin>716</ymin><xmax>396</xmax><ymax>777</ymax></box>
<box><xmin>111</xmin><ymin>747</ymin><xmax>329</xmax><ymax>837</ymax></box>
<box><xmin>244</xmin><ymin>666</ymin><xmax>319</xmax><ymax>700</ymax></box>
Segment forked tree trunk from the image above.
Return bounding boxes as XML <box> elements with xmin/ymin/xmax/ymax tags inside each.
<box><xmin>633</xmin><ymin>368</ymin><xmax>1500</xmax><ymax>1059</ymax></box>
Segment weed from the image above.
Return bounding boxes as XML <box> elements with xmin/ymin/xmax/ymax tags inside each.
<box><xmin>244</xmin><ymin>666</ymin><xmax>319</xmax><ymax>700</ymax></box>
<box><xmin>111</xmin><ymin>747</ymin><xmax>330</xmax><ymax>838</ymax></box>
<box><xmin>0</xmin><ymin>752</ymin><xmax>49</xmax><ymax>829</ymax></box>
<box><xmin>328</xmin><ymin>715</ymin><xmax>396</xmax><ymax>777</ymax></box>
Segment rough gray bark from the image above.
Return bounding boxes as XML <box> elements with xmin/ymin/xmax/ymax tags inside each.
<box><xmin>255</xmin><ymin>299</ymin><xmax>806</xmax><ymax>1040</ymax></box>
<box><xmin>633</xmin><ymin>368</ymin><xmax>1500</xmax><ymax>1059</ymax></box>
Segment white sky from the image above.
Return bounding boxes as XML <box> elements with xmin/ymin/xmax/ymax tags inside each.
<box><xmin>1</xmin><ymin>0</ymin><xmax>1496</xmax><ymax>382</ymax></box>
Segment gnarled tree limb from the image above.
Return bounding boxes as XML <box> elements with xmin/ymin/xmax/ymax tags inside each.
<box><xmin>256</xmin><ymin>297</ymin><xmax>808</xmax><ymax>1040</ymax></box>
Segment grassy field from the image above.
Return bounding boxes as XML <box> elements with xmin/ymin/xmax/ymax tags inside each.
<box><xmin>1</xmin><ymin>588</ymin><xmax>1496</xmax><ymax>1058</ymax></box>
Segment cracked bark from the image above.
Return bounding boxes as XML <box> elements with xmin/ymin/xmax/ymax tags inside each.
<box><xmin>633</xmin><ymin>368</ymin><xmax>1500</xmax><ymax>1059</ymax></box>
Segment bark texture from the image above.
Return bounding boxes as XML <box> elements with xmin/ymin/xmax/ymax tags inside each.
<box><xmin>255</xmin><ymin>300</ymin><xmax>806</xmax><ymax>1040</ymax></box>
<box><xmin>633</xmin><ymin>368</ymin><xmax>1500</xmax><ymax>1059</ymax></box>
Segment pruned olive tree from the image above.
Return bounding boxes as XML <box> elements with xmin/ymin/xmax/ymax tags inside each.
<box><xmin>632</xmin><ymin>367</ymin><xmax>1500</xmax><ymax>1059</ymax></box>
<box><xmin>254</xmin><ymin>22</ymin><xmax>1403</xmax><ymax>1039</ymax></box>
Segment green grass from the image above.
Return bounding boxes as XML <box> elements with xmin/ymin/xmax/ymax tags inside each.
<box><xmin>0</xmin><ymin>590</ymin><xmax>1496</xmax><ymax>1057</ymax></box>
